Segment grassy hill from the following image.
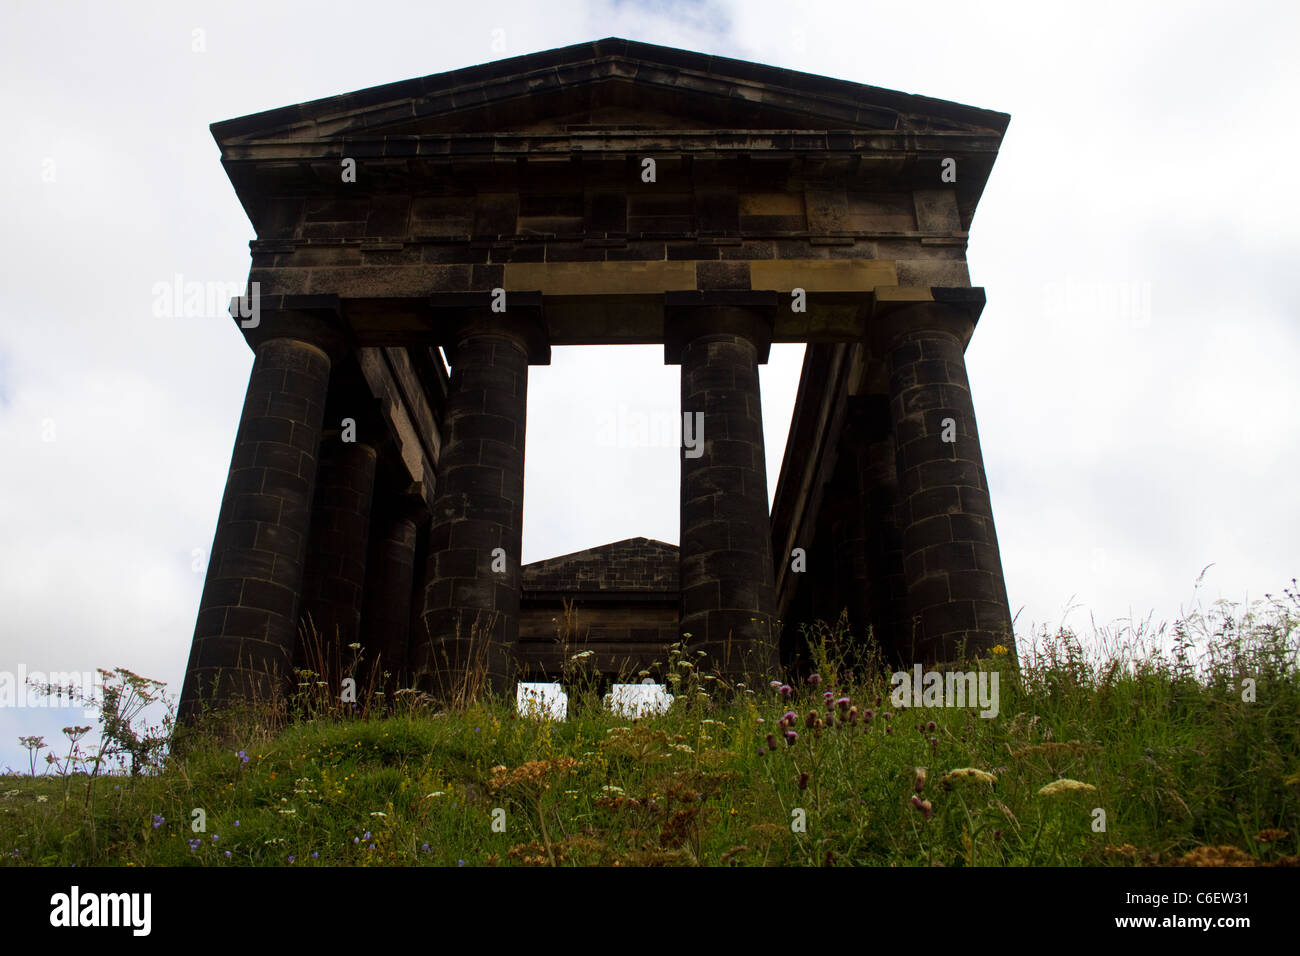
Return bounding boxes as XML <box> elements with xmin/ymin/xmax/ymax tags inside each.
<box><xmin>4</xmin><ymin>588</ymin><xmax>1299</xmax><ymax>867</ymax></box>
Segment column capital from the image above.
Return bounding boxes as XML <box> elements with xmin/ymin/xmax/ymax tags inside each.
<box><xmin>869</xmin><ymin>287</ymin><xmax>986</xmax><ymax>354</ymax></box>
<box><xmin>663</xmin><ymin>290</ymin><xmax>779</xmax><ymax>365</ymax></box>
<box><xmin>230</xmin><ymin>294</ymin><xmax>352</xmax><ymax>361</ymax></box>
<box><xmin>428</xmin><ymin>291</ymin><xmax>550</xmax><ymax>365</ymax></box>
<box><xmin>390</xmin><ymin>483</ymin><xmax>431</xmax><ymax>527</ymax></box>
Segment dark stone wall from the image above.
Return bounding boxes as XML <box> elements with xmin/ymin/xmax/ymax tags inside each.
<box><xmin>517</xmin><ymin>538</ymin><xmax>681</xmax><ymax>683</ymax></box>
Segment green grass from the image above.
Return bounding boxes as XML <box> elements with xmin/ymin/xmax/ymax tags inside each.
<box><xmin>4</xmin><ymin>585</ymin><xmax>1299</xmax><ymax>867</ymax></box>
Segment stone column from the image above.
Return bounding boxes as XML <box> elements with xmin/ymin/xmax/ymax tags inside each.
<box><xmin>297</xmin><ymin>432</ymin><xmax>378</xmax><ymax>669</ymax></box>
<box><xmin>180</xmin><ymin>302</ymin><xmax>345</xmax><ymax>720</ymax></box>
<box><xmin>861</xmin><ymin>427</ymin><xmax>909</xmax><ymax>665</ymax></box>
<box><xmin>360</xmin><ymin>488</ymin><xmax>428</xmax><ymax>692</ymax></box>
<box><xmin>668</xmin><ymin>295</ymin><xmax>778</xmax><ymax>676</ymax></box>
<box><xmin>416</xmin><ymin>311</ymin><xmax>542</xmax><ymax>697</ymax></box>
<box><xmin>882</xmin><ymin>299</ymin><xmax>1012</xmax><ymax>665</ymax></box>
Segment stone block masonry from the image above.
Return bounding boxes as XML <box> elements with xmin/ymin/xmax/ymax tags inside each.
<box><xmin>179</xmin><ymin>37</ymin><xmax>1014</xmax><ymax>719</ymax></box>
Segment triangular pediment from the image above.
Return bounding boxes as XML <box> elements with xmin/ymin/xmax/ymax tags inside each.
<box><xmin>212</xmin><ymin>38</ymin><xmax>1008</xmax><ymax>147</ymax></box>
<box><xmin>522</xmin><ymin>537</ymin><xmax>679</xmax><ymax>593</ymax></box>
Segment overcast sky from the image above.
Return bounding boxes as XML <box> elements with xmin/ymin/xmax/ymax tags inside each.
<box><xmin>2</xmin><ymin>0</ymin><xmax>1297</xmax><ymax>770</ymax></box>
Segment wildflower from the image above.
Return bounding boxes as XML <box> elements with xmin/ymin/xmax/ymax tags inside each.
<box><xmin>1037</xmin><ymin>779</ymin><xmax>1097</xmax><ymax>797</ymax></box>
<box><xmin>236</xmin><ymin>750</ymin><xmax>249</xmax><ymax>765</ymax></box>
<box><xmin>848</xmin><ymin>706</ymin><xmax>858</xmax><ymax>725</ymax></box>
<box><xmin>312</xmin><ymin>852</ymin><xmax>319</xmax><ymax>859</ymax></box>
<box><xmin>288</xmin><ymin>855</ymin><xmax>295</xmax><ymax>863</ymax></box>
<box><xmin>804</xmin><ymin>711</ymin><xmax>817</xmax><ymax>729</ymax></box>
<box><xmin>347</xmin><ymin>642</ymin><xmax>361</xmax><ymax>651</ymax></box>
<box><xmin>929</xmin><ymin>737</ymin><xmax>938</xmax><ymax>754</ymax></box>
<box><xmin>926</xmin><ymin>720</ymin><xmax>937</xmax><ymax>733</ymax></box>
<box><xmin>211</xmin><ymin>834</ymin><xmax>220</xmax><ymax>843</ymax></box>
<box><xmin>369</xmin><ymin>811</ymin><xmax>387</xmax><ymax>818</ymax></box>
<box><xmin>151</xmin><ymin>814</ymin><xmax>164</xmax><ymax>829</ymax></box>
<box><xmin>757</xmin><ymin>747</ymin><xmax>766</xmax><ymax>757</ymax></box>
<box><xmin>882</xmin><ymin>712</ymin><xmax>892</xmax><ymax>720</ymax></box>
<box><xmin>991</xmin><ymin>644</ymin><xmax>1009</xmax><ymax>656</ymax></box>
<box><xmin>910</xmin><ymin>796</ymin><xmax>934</xmax><ymax>820</ymax></box>
<box><xmin>784</xmin><ymin>731</ymin><xmax>798</xmax><ymax>746</ymax></box>
<box><xmin>808</xmin><ymin>674</ymin><xmax>821</xmax><ymax>686</ymax></box>
<box><xmin>778</xmin><ymin>684</ymin><xmax>793</xmax><ymax>699</ymax></box>
<box><xmin>188</xmin><ymin>839</ymin><xmax>201</xmax><ymax>851</ymax></box>
<box><xmin>781</xmin><ymin>711</ymin><xmax>798</xmax><ymax>726</ymax></box>
<box><xmin>458</xmin><ymin>859</ymin><xmax>466</xmax><ymax>866</ymax></box>
<box><xmin>942</xmin><ymin>768</ymin><xmax>998</xmax><ymax>787</ymax></box>
<box><xmin>913</xmin><ymin>768</ymin><xmax>927</xmax><ymax>792</ymax></box>
<box><xmin>362</xmin><ymin>831</ymin><xmax>372</xmax><ymax>841</ymax></box>
<box><xmin>862</xmin><ymin>709</ymin><xmax>874</xmax><ymax>723</ymax></box>
<box><xmin>224</xmin><ymin>850</ymin><xmax>231</xmax><ymax>859</ymax></box>
<box><xmin>798</xmin><ymin>772</ymin><xmax>809</xmax><ymax>790</ymax></box>
<box><xmin>766</xmin><ymin>734</ymin><xmax>777</xmax><ymax>751</ymax></box>
<box><xmin>836</xmin><ymin>697</ymin><xmax>851</xmax><ymax>711</ymax></box>
<box><xmin>769</xmin><ymin>680</ymin><xmax>782</xmax><ymax>690</ymax></box>
<box><xmin>823</xmin><ymin>691</ymin><xmax>834</xmax><ymax>703</ymax></box>
<box><xmin>421</xmin><ymin>844</ymin><xmax>431</xmax><ymax>853</ymax></box>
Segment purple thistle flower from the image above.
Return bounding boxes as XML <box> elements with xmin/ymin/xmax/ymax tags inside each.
<box><xmin>766</xmin><ymin>733</ymin><xmax>777</xmax><ymax>751</ymax></box>
<box><xmin>769</xmin><ymin>680</ymin><xmax>782</xmax><ymax>690</ymax></box>
<box><xmin>778</xmin><ymin>684</ymin><xmax>793</xmax><ymax>699</ymax></box>
<box><xmin>823</xmin><ymin>691</ymin><xmax>834</xmax><ymax>703</ymax></box>
<box><xmin>807</xmin><ymin>673</ymin><xmax>821</xmax><ymax>686</ymax></box>
<box><xmin>836</xmin><ymin>697</ymin><xmax>851</xmax><ymax>710</ymax></box>
<box><xmin>784</xmin><ymin>730</ymin><xmax>798</xmax><ymax>746</ymax></box>
<box><xmin>926</xmin><ymin>720</ymin><xmax>937</xmax><ymax>733</ymax></box>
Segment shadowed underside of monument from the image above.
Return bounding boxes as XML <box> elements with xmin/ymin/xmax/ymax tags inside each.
<box><xmin>179</xmin><ymin>37</ymin><xmax>1014</xmax><ymax>718</ymax></box>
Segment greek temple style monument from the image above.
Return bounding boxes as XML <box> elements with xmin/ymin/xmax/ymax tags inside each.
<box><xmin>179</xmin><ymin>38</ymin><xmax>1013</xmax><ymax>718</ymax></box>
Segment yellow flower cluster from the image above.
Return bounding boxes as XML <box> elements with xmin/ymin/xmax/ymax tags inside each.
<box><xmin>1037</xmin><ymin>778</ymin><xmax>1096</xmax><ymax>797</ymax></box>
<box><xmin>942</xmin><ymin>767</ymin><xmax>998</xmax><ymax>787</ymax></box>
<box><xmin>488</xmin><ymin>758</ymin><xmax>582</xmax><ymax>793</ymax></box>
